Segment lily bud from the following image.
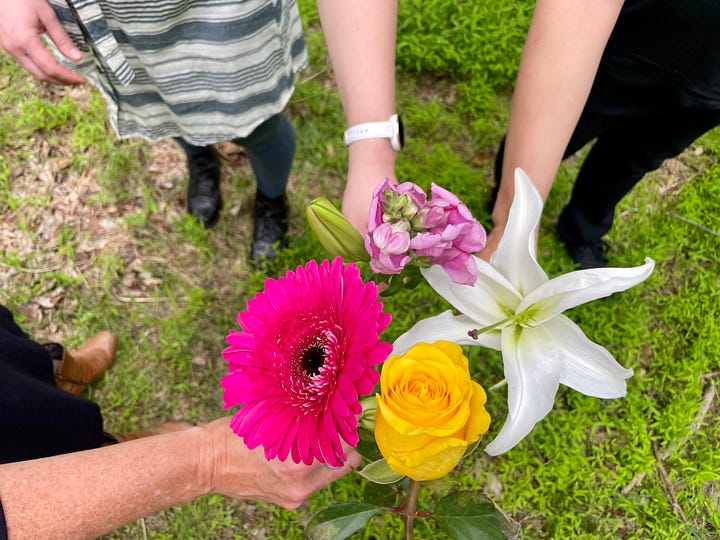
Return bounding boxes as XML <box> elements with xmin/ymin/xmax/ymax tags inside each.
<box><xmin>306</xmin><ymin>197</ymin><xmax>370</xmax><ymax>262</ymax></box>
<box><xmin>359</xmin><ymin>395</ymin><xmax>378</xmax><ymax>431</ymax></box>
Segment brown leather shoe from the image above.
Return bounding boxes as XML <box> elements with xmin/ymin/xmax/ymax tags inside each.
<box><xmin>55</xmin><ymin>331</ymin><xmax>117</xmax><ymax>395</ymax></box>
<box><xmin>111</xmin><ymin>422</ymin><xmax>194</xmax><ymax>443</ymax></box>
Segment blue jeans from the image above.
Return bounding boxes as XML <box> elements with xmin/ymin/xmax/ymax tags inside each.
<box><xmin>176</xmin><ymin>112</ymin><xmax>295</xmax><ymax>199</ymax></box>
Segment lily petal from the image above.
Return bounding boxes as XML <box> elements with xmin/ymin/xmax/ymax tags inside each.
<box><xmin>518</xmin><ymin>258</ymin><xmax>655</xmax><ymax>324</ymax></box>
<box><xmin>421</xmin><ymin>259</ymin><xmax>522</xmax><ymax>327</ymax></box>
<box><xmin>392</xmin><ymin>310</ymin><xmax>501</xmax><ymax>356</ymax></box>
<box><xmin>548</xmin><ymin>315</ymin><xmax>633</xmax><ymax>398</ymax></box>
<box><xmin>484</xmin><ymin>323</ymin><xmax>562</xmax><ymax>456</ymax></box>
<box><xmin>489</xmin><ymin>168</ymin><xmax>547</xmax><ymax>295</ymax></box>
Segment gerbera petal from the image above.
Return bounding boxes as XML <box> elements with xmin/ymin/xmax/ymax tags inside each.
<box><xmin>356</xmin><ymin>371</ymin><xmax>380</xmax><ymax>395</ymax></box>
<box><xmin>393</xmin><ymin>310</ymin><xmax>501</xmax><ymax>356</ymax></box>
<box><xmin>366</xmin><ymin>341</ymin><xmax>392</xmax><ymax>369</ymax></box>
<box><xmin>319</xmin><ymin>415</ymin><xmax>341</xmax><ymax>466</ymax></box>
<box><xmin>262</xmin><ymin>414</ymin><xmax>295</xmax><ymax>457</ymax></box>
<box><xmin>338</xmin><ymin>413</ymin><xmax>359</xmax><ymax>445</ymax></box>
<box><xmin>489</xmin><ymin>168</ymin><xmax>548</xmax><ymax>295</ymax></box>
<box><xmin>330</xmin><ymin>435</ymin><xmax>347</xmax><ymax>467</ymax></box>
<box><xmin>544</xmin><ymin>315</ymin><xmax>634</xmax><ymax>398</ymax></box>
<box><xmin>308</xmin><ymin>418</ymin><xmax>325</xmax><ymax>464</ymax></box>
<box><xmin>332</xmin><ymin>387</ymin><xmax>351</xmax><ymax>417</ymax></box>
<box><xmin>421</xmin><ymin>259</ymin><xmax>520</xmax><ymax>324</ymax></box>
<box><xmin>296</xmin><ymin>415</ymin><xmax>316</xmax><ymax>465</ymax></box>
<box><xmin>233</xmin><ymin>404</ymin><xmax>275</xmax><ymax>447</ymax></box>
<box><xmin>274</xmin><ymin>417</ymin><xmax>302</xmax><ymax>462</ymax></box>
<box><xmin>484</xmin><ymin>324</ymin><xmax>562</xmax><ymax>456</ymax></box>
<box><xmin>518</xmin><ymin>258</ymin><xmax>655</xmax><ymax>323</ymax></box>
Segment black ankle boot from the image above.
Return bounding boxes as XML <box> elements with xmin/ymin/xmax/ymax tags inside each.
<box><xmin>186</xmin><ymin>147</ymin><xmax>222</xmax><ymax>227</ymax></box>
<box><xmin>250</xmin><ymin>191</ymin><xmax>288</xmax><ymax>261</ymax></box>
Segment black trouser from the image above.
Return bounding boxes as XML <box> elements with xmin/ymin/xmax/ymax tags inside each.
<box><xmin>495</xmin><ymin>72</ymin><xmax>720</xmax><ymax>244</ymax></box>
<box><xmin>0</xmin><ymin>305</ymin><xmax>104</xmax><ymax>463</ymax></box>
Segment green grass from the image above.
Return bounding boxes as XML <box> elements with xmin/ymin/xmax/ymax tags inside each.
<box><xmin>1</xmin><ymin>0</ymin><xmax>719</xmax><ymax>538</ymax></box>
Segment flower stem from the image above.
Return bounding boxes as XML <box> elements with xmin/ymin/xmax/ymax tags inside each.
<box><xmin>489</xmin><ymin>378</ymin><xmax>508</xmax><ymax>391</ymax></box>
<box><xmin>404</xmin><ymin>479</ymin><xmax>420</xmax><ymax>540</ymax></box>
<box><xmin>468</xmin><ymin>317</ymin><xmax>513</xmax><ymax>339</ymax></box>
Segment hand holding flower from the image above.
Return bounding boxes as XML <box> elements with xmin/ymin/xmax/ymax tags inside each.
<box><xmin>201</xmin><ymin>417</ymin><xmax>362</xmax><ymax>510</ymax></box>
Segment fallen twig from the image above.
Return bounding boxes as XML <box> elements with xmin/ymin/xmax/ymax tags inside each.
<box><xmin>115</xmin><ymin>296</ymin><xmax>175</xmax><ymax>303</ymax></box>
<box><xmin>666</xmin><ymin>211</ymin><xmax>720</xmax><ymax>237</ymax></box>
<box><xmin>2</xmin><ymin>263</ymin><xmax>63</xmax><ymax>274</ymax></box>
<box><xmin>652</xmin><ymin>440</ymin><xmax>687</xmax><ymax>522</ymax></box>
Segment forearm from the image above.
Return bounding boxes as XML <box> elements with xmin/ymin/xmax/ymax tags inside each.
<box><xmin>317</xmin><ymin>0</ymin><xmax>397</xmax><ymax>124</ymax></box>
<box><xmin>0</xmin><ymin>427</ymin><xmax>211</xmax><ymax>540</ymax></box>
<box><xmin>493</xmin><ymin>0</ymin><xmax>624</xmax><ymax>229</ymax></box>
<box><xmin>317</xmin><ymin>0</ymin><xmax>399</xmax><ymax>232</ymax></box>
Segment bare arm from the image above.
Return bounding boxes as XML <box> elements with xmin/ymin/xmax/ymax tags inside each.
<box><xmin>0</xmin><ymin>0</ymin><xmax>85</xmax><ymax>84</ymax></box>
<box><xmin>0</xmin><ymin>417</ymin><xmax>360</xmax><ymax>540</ymax></box>
<box><xmin>485</xmin><ymin>0</ymin><xmax>624</xmax><ymax>255</ymax></box>
<box><xmin>316</xmin><ymin>0</ymin><xmax>399</xmax><ymax>233</ymax></box>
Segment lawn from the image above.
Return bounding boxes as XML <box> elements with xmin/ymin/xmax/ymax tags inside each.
<box><xmin>1</xmin><ymin>1</ymin><xmax>718</xmax><ymax>538</ymax></box>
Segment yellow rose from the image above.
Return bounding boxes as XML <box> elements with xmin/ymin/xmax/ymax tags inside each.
<box><xmin>374</xmin><ymin>341</ymin><xmax>491</xmax><ymax>481</ymax></box>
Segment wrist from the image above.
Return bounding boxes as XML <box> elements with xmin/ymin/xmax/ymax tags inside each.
<box><xmin>193</xmin><ymin>421</ymin><xmax>225</xmax><ymax>497</ymax></box>
<box><xmin>344</xmin><ymin>114</ymin><xmax>403</xmax><ymax>152</ymax></box>
<box><xmin>347</xmin><ymin>138</ymin><xmax>397</xmax><ymax>168</ymax></box>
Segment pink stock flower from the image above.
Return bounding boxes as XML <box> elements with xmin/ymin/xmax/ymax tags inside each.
<box><xmin>367</xmin><ymin>178</ymin><xmax>426</xmax><ymax>233</ymax></box>
<box><xmin>365</xmin><ymin>179</ymin><xmax>486</xmax><ymax>285</ymax></box>
<box><xmin>222</xmin><ymin>257</ymin><xmax>392</xmax><ymax>467</ymax></box>
<box><xmin>366</xmin><ymin>221</ymin><xmax>412</xmax><ymax>274</ymax></box>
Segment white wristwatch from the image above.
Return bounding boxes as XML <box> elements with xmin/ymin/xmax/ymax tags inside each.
<box><xmin>343</xmin><ymin>114</ymin><xmax>404</xmax><ymax>151</ymax></box>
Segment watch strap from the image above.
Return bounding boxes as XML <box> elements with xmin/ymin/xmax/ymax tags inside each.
<box><xmin>343</xmin><ymin>114</ymin><xmax>402</xmax><ymax>151</ymax></box>
<box><xmin>343</xmin><ymin>120</ymin><xmax>395</xmax><ymax>145</ymax></box>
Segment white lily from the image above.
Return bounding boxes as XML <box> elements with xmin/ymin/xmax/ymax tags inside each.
<box><xmin>393</xmin><ymin>168</ymin><xmax>655</xmax><ymax>455</ymax></box>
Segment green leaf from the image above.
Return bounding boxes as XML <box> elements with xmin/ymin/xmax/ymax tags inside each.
<box><xmin>304</xmin><ymin>502</ymin><xmax>382</xmax><ymax>540</ymax></box>
<box><xmin>402</xmin><ymin>273</ymin><xmax>423</xmax><ymax>289</ymax></box>
<box><xmin>400</xmin><ymin>264</ymin><xmax>424</xmax><ymax>289</ymax></box>
<box><xmin>356</xmin><ymin>458</ymin><xmax>406</xmax><ymax>484</ymax></box>
<box><xmin>380</xmin><ymin>273</ymin><xmax>406</xmax><ymax>296</ymax></box>
<box><xmin>434</xmin><ymin>491</ymin><xmax>517</xmax><ymax>540</ymax></box>
<box><xmin>355</xmin><ymin>427</ymin><xmax>382</xmax><ymax>462</ymax></box>
<box><xmin>362</xmin><ymin>481</ymin><xmax>398</xmax><ymax>507</ymax></box>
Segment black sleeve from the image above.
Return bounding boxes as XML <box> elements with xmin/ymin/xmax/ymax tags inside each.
<box><xmin>0</xmin><ymin>496</ymin><xmax>8</xmax><ymax>540</ymax></box>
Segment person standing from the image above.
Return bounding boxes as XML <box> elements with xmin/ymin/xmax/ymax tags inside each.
<box><xmin>1</xmin><ymin>0</ymin><xmax>309</xmax><ymax>260</ymax></box>
<box><xmin>491</xmin><ymin>0</ymin><xmax>720</xmax><ymax>268</ymax></box>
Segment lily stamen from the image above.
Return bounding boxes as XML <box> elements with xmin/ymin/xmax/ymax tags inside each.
<box><xmin>468</xmin><ymin>317</ymin><xmax>514</xmax><ymax>340</ymax></box>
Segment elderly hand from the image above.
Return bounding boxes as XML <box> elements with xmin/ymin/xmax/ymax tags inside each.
<box><xmin>200</xmin><ymin>417</ymin><xmax>362</xmax><ymax>510</ymax></box>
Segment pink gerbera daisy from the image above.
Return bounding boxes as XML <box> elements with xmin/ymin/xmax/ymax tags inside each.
<box><xmin>222</xmin><ymin>257</ymin><xmax>392</xmax><ymax>467</ymax></box>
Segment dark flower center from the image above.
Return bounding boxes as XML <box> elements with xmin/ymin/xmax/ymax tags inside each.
<box><xmin>300</xmin><ymin>344</ymin><xmax>326</xmax><ymax>377</ymax></box>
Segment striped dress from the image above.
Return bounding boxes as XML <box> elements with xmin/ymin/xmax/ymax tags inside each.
<box><xmin>48</xmin><ymin>0</ymin><xmax>308</xmax><ymax>145</ymax></box>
